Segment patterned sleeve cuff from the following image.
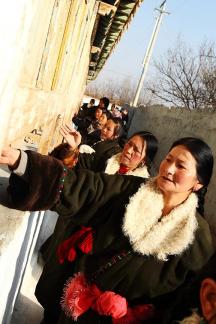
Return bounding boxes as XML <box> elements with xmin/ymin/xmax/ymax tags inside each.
<box><xmin>55</xmin><ymin>166</ymin><xmax>68</xmax><ymax>203</ymax></box>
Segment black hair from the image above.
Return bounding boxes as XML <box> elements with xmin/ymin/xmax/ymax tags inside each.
<box><xmin>102</xmin><ymin>110</ymin><xmax>112</xmax><ymax>119</ymax></box>
<box><xmin>107</xmin><ymin>116</ymin><xmax>123</xmax><ymax>137</ymax></box>
<box><xmin>49</xmin><ymin>143</ymin><xmax>79</xmax><ymax>161</ymax></box>
<box><xmin>90</xmin><ymin>98</ymin><xmax>95</xmax><ymax>104</ymax></box>
<box><xmin>95</xmin><ymin>107</ymin><xmax>110</xmax><ymax>117</ymax></box>
<box><xmin>129</xmin><ymin>131</ymin><xmax>158</xmax><ymax>171</ymax></box>
<box><xmin>170</xmin><ymin>137</ymin><xmax>214</xmax><ymax>216</ymax></box>
<box><xmin>95</xmin><ymin>106</ymin><xmax>103</xmax><ymax>114</ymax></box>
<box><xmin>100</xmin><ymin>97</ymin><xmax>110</xmax><ymax>109</ymax></box>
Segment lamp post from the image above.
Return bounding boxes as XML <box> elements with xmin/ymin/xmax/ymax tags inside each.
<box><xmin>133</xmin><ymin>0</ymin><xmax>169</xmax><ymax>107</ymax></box>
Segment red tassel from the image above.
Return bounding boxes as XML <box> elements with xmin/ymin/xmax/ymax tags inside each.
<box><xmin>57</xmin><ymin>226</ymin><xmax>94</xmax><ymax>264</ymax></box>
<box><xmin>61</xmin><ymin>273</ymin><xmax>127</xmax><ymax>320</ymax></box>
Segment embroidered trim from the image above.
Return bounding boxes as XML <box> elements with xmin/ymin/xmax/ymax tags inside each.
<box><xmin>89</xmin><ymin>251</ymin><xmax>132</xmax><ymax>283</ymax></box>
<box><xmin>56</xmin><ymin>166</ymin><xmax>68</xmax><ymax>202</ymax></box>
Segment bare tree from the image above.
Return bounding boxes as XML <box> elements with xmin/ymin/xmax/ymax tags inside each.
<box><xmin>86</xmin><ymin>75</ymin><xmax>158</xmax><ymax>107</ymax></box>
<box><xmin>86</xmin><ymin>77</ymin><xmax>134</xmax><ymax>106</ymax></box>
<box><xmin>199</xmin><ymin>42</ymin><xmax>216</xmax><ymax>109</ymax></box>
<box><xmin>149</xmin><ymin>39</ymin><xmax>216</xmax><ymax>109</ymax></box>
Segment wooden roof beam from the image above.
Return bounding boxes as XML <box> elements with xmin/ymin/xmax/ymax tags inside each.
<box><xmin>98</xmin><ymin>1</ymin><xmax>117</xmax><ymax>16</ymax></box>
<box><xmin>91</xmin><ymin>46</ymin><xmax>101</xmax><ymax>53</ymax></box>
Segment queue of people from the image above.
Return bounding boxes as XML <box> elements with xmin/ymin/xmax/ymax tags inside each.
<box><xmin>0</xmin><ymin>95</ymin><xmax>215</xmax><ymax>324</ymax></box>
<box><xmin>73</xmin><ymin>98</ymin><xmax>129</xmax><ymax>147</ymax></box>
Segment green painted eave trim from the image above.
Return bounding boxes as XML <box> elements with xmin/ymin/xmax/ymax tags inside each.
<box><xmin>88</xmin><ymin>0</ymin><xmax>142</xmax><ymax>80</ymax></box>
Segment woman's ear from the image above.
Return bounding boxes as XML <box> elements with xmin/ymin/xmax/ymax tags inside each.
<box><xmin>200</xmin><ymin>278</ymin><xmax>216</xmax><ymax>322</ymax></box>
<box><xmin>193</xmin><ymin>182</ymin><xmax>203</xmax><ymax>192</ymax></box>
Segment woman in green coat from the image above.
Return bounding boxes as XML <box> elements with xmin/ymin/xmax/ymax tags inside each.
<box><xmin>0</xmin><ymin>137</ymin><xmax>215</xmax><ymax>324</ymax></box>
<box><xmin>60</xmin><ymin>123</ymin><xmax>158</xmax><ymax>177</ymax></box>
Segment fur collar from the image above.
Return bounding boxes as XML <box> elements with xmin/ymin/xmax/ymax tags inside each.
<box><xmin>79</xmin><ymin>145</ymin><xmax>95</xmax><ymax>154</ymax></box>
<box><xmin>179</xmin><ymin>310</ymin><xmax>201</xmax><ymax>323</ymax></box>
<box><xmin>105</xmin><ymin>153</ymin><xmax>149</xmax><ymax>178</ymax></box>
<box><xmin>122</xmin><ymin>178</ymin><xmax>198</xmax><ymax>261</ymax></box>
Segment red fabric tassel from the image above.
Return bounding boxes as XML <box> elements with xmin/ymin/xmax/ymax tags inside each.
<box><xmin>57</xmin><ymin>226</ymin><xmax>94</xmax><ymax>264</ymax></box>
<box><xmin>61</xmin><ymin>273</ymin><xmax>128</xmax><ymax>320</ymax></box>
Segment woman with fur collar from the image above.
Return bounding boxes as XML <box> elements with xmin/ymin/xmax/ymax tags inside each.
<box><xmin>0</xmin><ymin>137</ymin><xmax>215</xmax><ymax>324</ymax></box>
<box><xmin>73</xmin><ymin>117</ymin><xmax>122</xmax><ymax>171</ymax></box>
<box><xmin>61</xmin><ymin>124</ymin><xmax>158</xmax><ymax>178</ymax></box>
<box><xmin>38</xmin><ymin>128</ymin><xmax>158</xmax><ymax>262</ymax></box>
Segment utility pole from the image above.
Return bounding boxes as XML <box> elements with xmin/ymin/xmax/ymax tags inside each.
<box><xmin>132</xmin><ymin>0</ymin><xmax>169</xmax><ymax>107</ymax></box>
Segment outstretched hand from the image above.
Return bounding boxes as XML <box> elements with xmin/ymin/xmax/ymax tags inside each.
<box><xmin>60</xmin><ymin>124</ymin><xmax>82</xmax><ymax>150</ymax></box>
<box><xmin>0</xmin><ymin>147</ymin><xmax>20</xmax><ymax>167</ymax></box>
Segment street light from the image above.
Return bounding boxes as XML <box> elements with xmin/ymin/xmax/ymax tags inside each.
<box><xmin>132</xmin><ymin>0</ymin><xmax>169</xmax><ymax>107</ymax></box>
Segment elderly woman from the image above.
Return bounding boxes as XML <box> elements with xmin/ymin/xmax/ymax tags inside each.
<box><xmin>41</xmin><ymin>127</ymin><xmax>157</xmax><ymax>255</ymax></box>
<box><xmin>61</xmin><ymin>124</ymin><xmax>158</xmax><ymax>177</ymax></box>
<box><xmin>0</xmin><ymin>137</ymin><xmax>214</xmax><ymax>324</ymax></box>
<box><xmin>39</xmin><ymin>127</ymin><xmax>157</xmax><ymax>262</ymax></box>
<box><xmin>77</xmin><ymin>117</ymin><xmax>123</xmax><ymax>165</ymax></box>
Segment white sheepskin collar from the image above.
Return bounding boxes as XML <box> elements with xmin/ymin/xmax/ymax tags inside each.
<box><xmin>79</xmin><ymin>145</ymin><xmax>95</xmax><ymax>154</ymax></box>
<box><xmin>122</xmin><ymin>178</ymin><xmax>198</xmax><ymax>261</ymax></box>
<box><xmin>179</xmin><ymin>310</ymin><xmax>201</xmax><ymax>323</ymax></box>
<box><xmin>105</xmin><ymin>153</ymin><xmax>149</xmax><ymax>178</ymax></box>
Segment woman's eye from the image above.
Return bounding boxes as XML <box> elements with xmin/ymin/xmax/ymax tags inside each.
<box><xmin>177</xmin><ymin>164</ymin><xmax>185</xmax><ymax>169</ymax></box>
<box><xmin>165</xmin><ymin>158</ymin><xmax>171</xmax><ymax>162</ymax></box>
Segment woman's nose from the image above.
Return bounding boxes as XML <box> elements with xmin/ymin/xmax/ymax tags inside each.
<box><xmin>166</xmin><ymin>163</ymin><xmax>175</xmax><ymax>175</ymax></box>
<box><xmin>126</xmin><ymin>146</ymin><xmax>133</xmax><ymax>155</ymax></box>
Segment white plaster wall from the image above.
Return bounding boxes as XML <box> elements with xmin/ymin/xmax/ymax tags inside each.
<box><xmin>0</xmin><ymin>1</ymin><xmax>99</xmax><ymax>320</ymax></box>
<box><xmin>0</xmin><ymin>209</ymin><xmax>29</xmax><ymax>322</ymax></box>
<box><xmin>128</xmin><ymin>106</ymin><xmax>216</xmax><ymax>226</ymax></box>
<box><xmin>0</xmin><ymin>168</ymin><xmax>27</xmax><ymax>322</ymax></box>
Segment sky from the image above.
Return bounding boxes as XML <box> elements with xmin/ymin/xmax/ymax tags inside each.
<box><xmin>90</xmin><ymin>0</ymin><xmax>216</xmax><ymax>89</ymax></box>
